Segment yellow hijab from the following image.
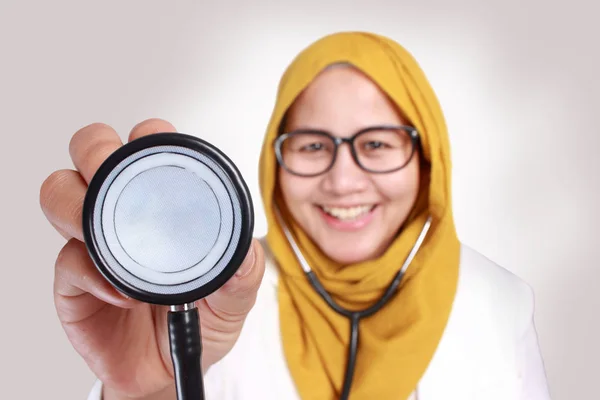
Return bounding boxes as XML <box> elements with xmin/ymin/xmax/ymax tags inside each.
<box><xmin>258</xmin><ymin>31</ymin><xmax>460</xmax><ymax>399</ymax></box>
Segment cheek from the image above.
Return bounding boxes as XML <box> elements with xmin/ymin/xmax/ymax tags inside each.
<box><xmin>376</xmin><ymin>163</ymin><xmax>421</xmax><ymax>205</ymax></box>
<box><xmin>278</xmin><ymin>169</ymin><xmax>315</xmax><ymax>209</ymax></box>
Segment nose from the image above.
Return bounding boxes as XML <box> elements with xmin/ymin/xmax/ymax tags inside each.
<box><xmin>321</xmin><ymin>143</ymin><xmax>369</xmax><ymax>195</ymax></box>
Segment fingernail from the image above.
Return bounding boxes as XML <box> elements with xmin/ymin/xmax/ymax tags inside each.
<box><xmin>235</xmin><ymin>245</ymin><xmax>255</xmax><ymax>278</ymax></box>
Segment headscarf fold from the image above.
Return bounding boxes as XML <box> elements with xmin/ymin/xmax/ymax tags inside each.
<box><xmin>258</xmin><ymin>31</ymin><xmax>460</xmax><ymax>400</ymax></box>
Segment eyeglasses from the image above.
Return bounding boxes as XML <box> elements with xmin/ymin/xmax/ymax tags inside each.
<box><xmin>274</xmin><ymin>125</ymin><xmax>420</xmax><ymax>177</ymax></box>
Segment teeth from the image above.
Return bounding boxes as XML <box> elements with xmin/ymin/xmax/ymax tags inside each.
<box><xmin>321</xmin><ymin>205</ymin><xmax>373</xmax><ymax>220</ymax></box>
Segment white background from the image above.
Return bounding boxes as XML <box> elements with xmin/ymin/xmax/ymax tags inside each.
<box><xmin>0</xmin><ymin>0</ymin><xmax>598</xmax><ymax>398</ymax></box>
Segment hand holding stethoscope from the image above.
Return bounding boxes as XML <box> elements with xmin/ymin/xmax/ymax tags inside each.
<box><xmin>40</xmin><ymin>120</ymin><xmax>265</xmax><ymax>399</ymax></box>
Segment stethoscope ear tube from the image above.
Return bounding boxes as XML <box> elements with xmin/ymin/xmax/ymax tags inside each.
<box><xmin>168</xmin><ymin>303</ymin><xmax>205</xmax><ymax>400</ymax></box>
<box><xmin>278</xmin><ymin>209</ymin><xmax>433</xmax><ymax>400</ymax></box>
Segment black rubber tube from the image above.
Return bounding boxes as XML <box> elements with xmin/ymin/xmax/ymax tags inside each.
<box><xmin>168</xmin><ymin>308</ymin><xmax>205</xmax><ymax>400</ymax></box>
<box><xmin>340</xmin><ymin>314</ymin><xmax>360</xmax><ymax>400</ymax></box>
<box><xmin>306</xmin><ymin>267</ymin><xmax>407</xmax><ymax>399</ymax></box>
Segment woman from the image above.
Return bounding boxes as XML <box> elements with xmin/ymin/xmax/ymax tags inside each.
<box><xmin>40</xmin><ymin>32</ymin><xmax>551</xmax><ymax>399</ymax></box>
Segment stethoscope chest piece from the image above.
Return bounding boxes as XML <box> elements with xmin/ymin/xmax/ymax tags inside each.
<box><xmin>82</xmin><ymin>132</ymin><xmax>254</xmax><ymax>305</ymax></box>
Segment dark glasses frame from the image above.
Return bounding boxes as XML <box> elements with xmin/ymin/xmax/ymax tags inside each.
<box><xmin>273</xmin><ymin>125</ymin><xmax>421</xmax><ymax>177</ymax></box>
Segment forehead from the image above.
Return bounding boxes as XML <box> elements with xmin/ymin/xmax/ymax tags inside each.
<box><xmin>284</xmin><ymin>65</ymin><xmax>405</xmax><ymax>134</ymax></box>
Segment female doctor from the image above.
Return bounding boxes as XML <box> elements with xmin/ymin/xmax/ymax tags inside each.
<box><xmin>40</xmin><ymin>32</ymin><xmax>552</xmax><ymax>399</ymax></box>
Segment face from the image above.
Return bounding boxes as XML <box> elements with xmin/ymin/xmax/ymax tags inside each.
<box><xmin>278</xmin><ymin>65</ymin><xmax>421</xmax><ymax>264</ymax></box>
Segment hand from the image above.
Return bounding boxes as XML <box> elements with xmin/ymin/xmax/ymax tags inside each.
<box><xmin>40</xmin><ymin>119</ymin><xmax>265</xmax><ymax>399</ymax></box>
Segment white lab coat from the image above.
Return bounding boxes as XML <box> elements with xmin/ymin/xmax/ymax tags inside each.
<box><xmin>87</xmin><ymin>239</ymin><xmax>552</xmax><ymax>399</ymax></box>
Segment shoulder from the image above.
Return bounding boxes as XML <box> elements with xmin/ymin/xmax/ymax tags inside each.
<box><xmin>458</xmin><ymin>243</ymin><xmax>533</xmax><ymax>295</ymax></box>
<box><xmin>453</xmin><ymin>242</ymin><xmax>536</xmax><ymax>339</ymax></box>
<box><xmin>421</xmin><ymin>245</ymin><xmax>548</xmax><ymax>398</ymax></box>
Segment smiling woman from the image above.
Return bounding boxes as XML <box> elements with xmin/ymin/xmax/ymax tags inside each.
<box><xmin>40</xmin><ymin>31</ymin><xmax>552</xmax><ymax>400</ymax></box>
<box><xmin>250</xmin><ymin>31</ymin><xmax>549</xmax><ymax>400</ymax></box>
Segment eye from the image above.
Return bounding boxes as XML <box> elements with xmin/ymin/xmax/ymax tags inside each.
<box><xmin>363</xmin><ymin>141</ymin><xmax>388</xmax><ymax>150</ymax></box>
<box><xmin>301</xmin><ymin>142</ymin><xmax>325</xmax><ymax>152</ymax></box>
<box><xmin>282</xmin><ymin>132</ymin><xmax>333</xmax><ymax>155</ymax></box>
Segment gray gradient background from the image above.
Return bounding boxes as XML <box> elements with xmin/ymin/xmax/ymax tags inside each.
<box><xmin>0</xmin><ymin>0</ymin><xmax>597</xmax><ymax>398</ymax></box>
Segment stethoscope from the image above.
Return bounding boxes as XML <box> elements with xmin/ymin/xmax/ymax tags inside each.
<box><xmin>81</xmin><ymin>131</ymin><xmax>431</xmax><ymax>399</ymax></box>
<box><xmin>82</xmin><ymin>132</ymin><xmax>254</xmax><ymax>400</ymax></box>
<box><xmin>276</xmin><ymin>208</ymin><xmax>432</xmax><ymax>400</ymax></box>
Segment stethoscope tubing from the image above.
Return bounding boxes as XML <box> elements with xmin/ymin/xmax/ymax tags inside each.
<box><xmin>278</xmin><ymin>210</ymin><xmax>433</xmax><ymax>399</ymax></box>
<box><xmin>168</xmin><ymin>303</ymin><xmax>205</xmax><ymax>400</ymax></box>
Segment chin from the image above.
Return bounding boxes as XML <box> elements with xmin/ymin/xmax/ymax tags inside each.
<box><xmin>320</xmin><ymin>242</ymin><xmax>381</xmax><ymax>265</ymax></box>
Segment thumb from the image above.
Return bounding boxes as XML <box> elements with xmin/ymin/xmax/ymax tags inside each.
<box><xmin>203</xmin><ymin>239</ymin><xmax>266</xmax><ymax>320</ymax></box>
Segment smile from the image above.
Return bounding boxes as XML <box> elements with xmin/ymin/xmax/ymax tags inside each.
<box><xmin>319</xmin><ymin>204</ymin><xmax>377</xmax><ymax>221</ymax></box>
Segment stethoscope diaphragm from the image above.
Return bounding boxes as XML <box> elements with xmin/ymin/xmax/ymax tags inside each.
<box><xmin>82</xmin><ymin>132</ymin><xmax>254</xmax><ymax>305</ymax></box>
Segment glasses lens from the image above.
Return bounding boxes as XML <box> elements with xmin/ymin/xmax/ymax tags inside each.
<box><xmin>354</xmin><ymin>128</ymin><xmax>415</xmax><ymax>172</ymax></box>
<box><xmin>279</xmin><ymin>132</ymin><xmax>335</xmax><ymax>175</ymax></box>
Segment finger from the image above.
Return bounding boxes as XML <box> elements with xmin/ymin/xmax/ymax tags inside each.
<box><xmin>203</xmin><ymin>239</ymin><xmax>265</xmax><ymax>321</ymax></box>
<box><xmin>50</xmin><ymin>221</ymin><xmax>72</xmax><ymax>240</ymax></box>
<box><xmin>69</xmin><ymin>122</ymin><xmax>124</xmax><ymax>184</ymax></box>
<box><xmin>54</xmin><ymin>239</ymin><xmax>139</xmax><ymax>324</ymax></box>
<box><xmin>40</xmin><ymin>169</ymin><xmax>87</xmax><ymax>242</ymax></box>
<box><xmin>128</xmin><ymin>118</ymin><xmax>177</xmax><ymax>143</ymax></box>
